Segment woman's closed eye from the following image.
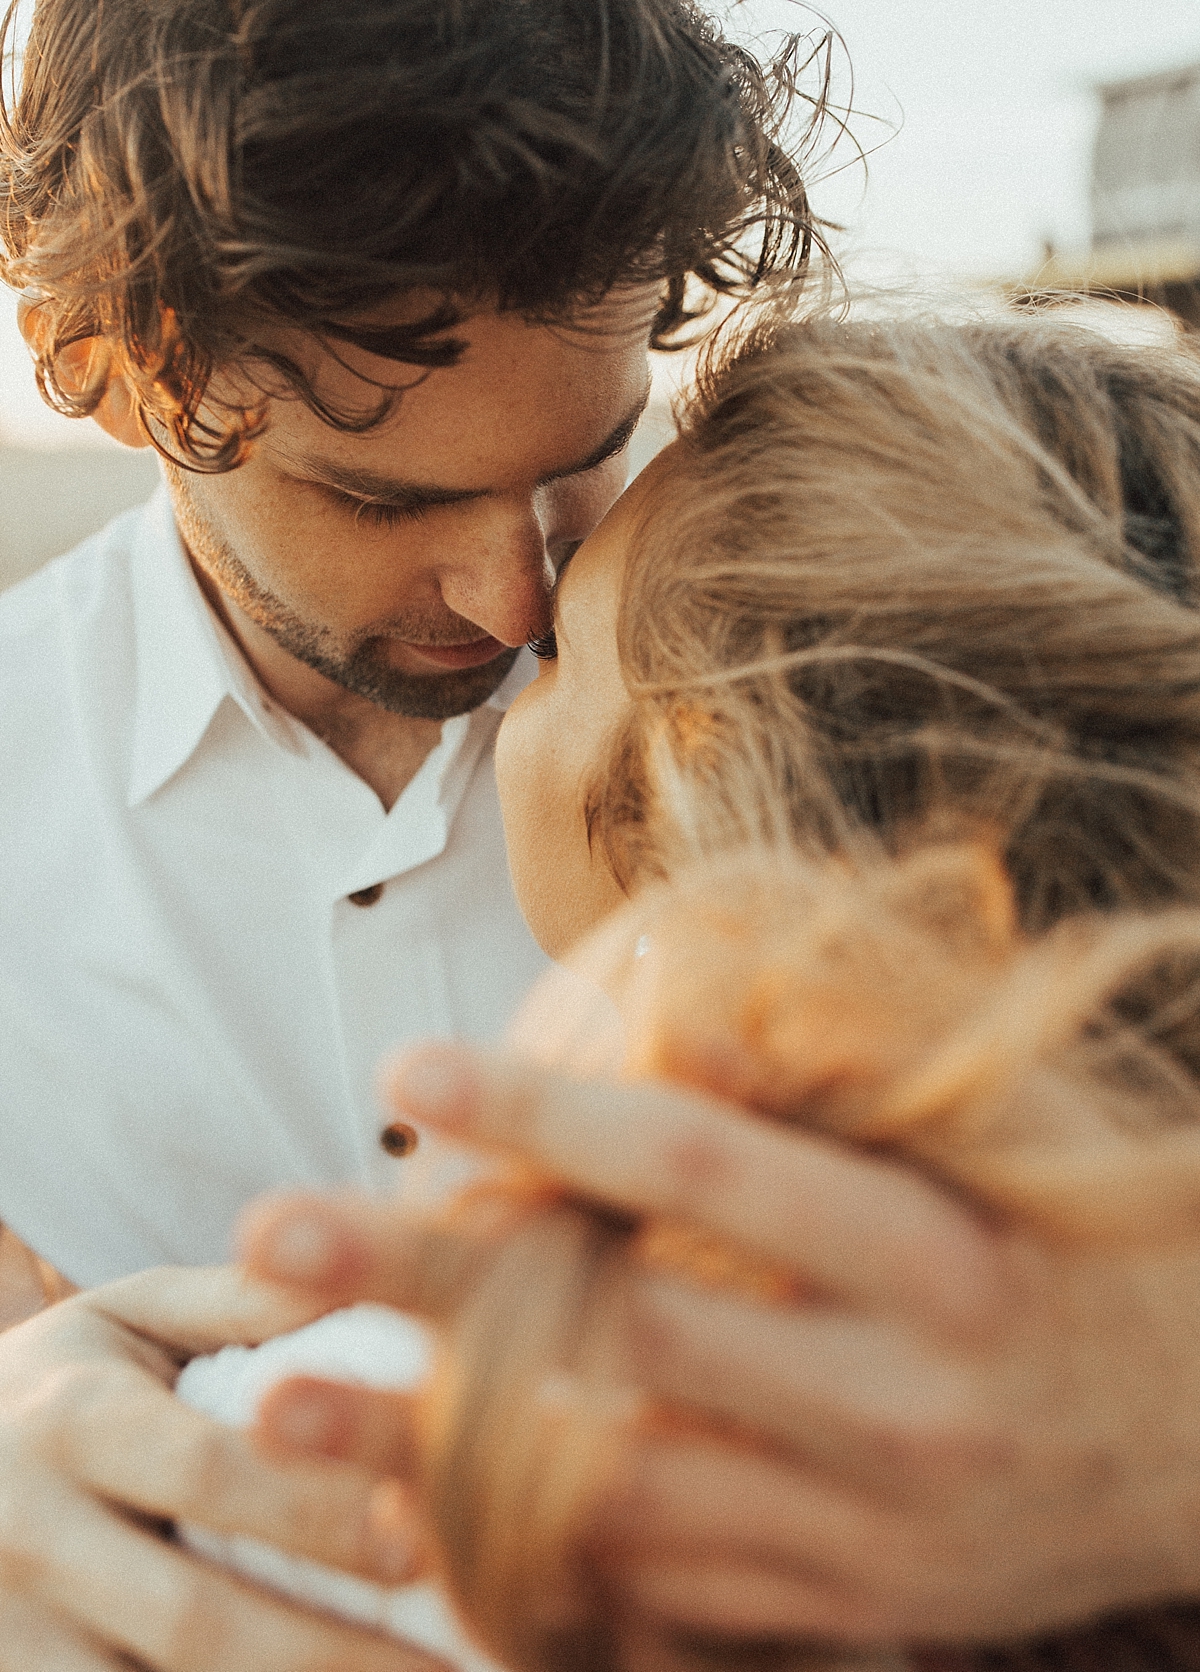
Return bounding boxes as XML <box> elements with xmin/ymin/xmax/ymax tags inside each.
<box><xmin>527</xmin><ymin>629</ymin><xmax>558</xmax><ymax>660</ymax></box>
<box><xmin>528</xmin><ymin>544</ymin><xmax>582</xmax><ymax>661</ymax></box>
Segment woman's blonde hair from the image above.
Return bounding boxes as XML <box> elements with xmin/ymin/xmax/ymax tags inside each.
<box><xmin>417</xmin><ymin>313</ymin><xmax>1200</xmax><ymax>1672</ymax></box>
<box><xmin>600</xmin><ymin>312</ymin><xmax>1200</xmax><ymax>928</ymax></box>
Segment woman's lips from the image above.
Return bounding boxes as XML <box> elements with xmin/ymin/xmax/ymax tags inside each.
<box><xmin>402</xmin><ymin>635</ymin><xmax>508</xmax><ymax>671</ymax></box>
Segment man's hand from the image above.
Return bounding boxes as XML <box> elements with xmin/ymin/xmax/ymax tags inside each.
<box><xmin>0</xmin><ymin>1265</ymin><xmax>446</xmax><ymax>1671</ymax></box>
<box><xmin>240</xmin><ymin>1043</ymin><xmax>1200</xmax><ymax>1651</ymax></box>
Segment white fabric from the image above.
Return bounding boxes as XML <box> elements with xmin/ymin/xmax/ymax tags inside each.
<box><xmin>176</xmin><ymin>1306</ymin><xmax>505</xmax><ymax>1672</ymax></box>
<box><xmin>0</xmin><ymin>484</ymin><xmax>550</xmax><ymax>1286</ymax></box>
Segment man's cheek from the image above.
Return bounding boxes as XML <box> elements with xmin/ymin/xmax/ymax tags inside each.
<box><xmin>554</xmin><ymin>470</ymin><xmax>627</xmax><ymax>544</ymax></box>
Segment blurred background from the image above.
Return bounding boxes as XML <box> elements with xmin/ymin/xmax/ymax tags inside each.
<box><xmin>3</xmin><ymin>0</ymin><xmax>1200</xmax><ymax>590</ymax></box>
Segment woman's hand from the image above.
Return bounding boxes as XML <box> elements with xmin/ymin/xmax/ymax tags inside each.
<box><xmin>0</xmin><ymin>1265</ymin><xmax>446</xmax><ymax>1670</ymax></box>
<box><xmin>241</xmin><ymin>1042</ymin><xmax>1200</xmax><ymax>1650</ymax></box>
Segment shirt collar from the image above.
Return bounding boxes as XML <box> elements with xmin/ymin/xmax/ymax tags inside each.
<box><xmin>128</xmin><ymin>483</ymin><xmax>306</xmax><ymax>807</ymax></box>
<box><xmin>334</xmin><ymin>653</ymin><xmax>538</xmax><ymax>894</ymax></box>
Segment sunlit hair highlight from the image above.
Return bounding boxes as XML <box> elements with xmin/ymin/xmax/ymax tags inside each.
<box><xmin>600</xmin><ymin>313</ymin><xmax>1200</xmax><ymax>928</ymax></box>
<box><xmin>0</xmin><ymin>0</ymin><xmax>830</xmax><ymax>469</ymax></box>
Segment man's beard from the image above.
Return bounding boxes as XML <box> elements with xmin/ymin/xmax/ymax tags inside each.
<box><xmin>253</xmin><ymin>606</ymin><xmax>520</xmax><ymax>721</ymax></box>
<box><xmin>167</xmin><ymin>472</ymin><xmax>521</xmax><ymax>721</ymax></box>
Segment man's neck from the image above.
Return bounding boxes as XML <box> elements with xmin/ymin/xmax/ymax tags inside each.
<box><xmin>193</xmin><ymin>567</ymin><xmax>443</xmax><ymax>812</ymax></box>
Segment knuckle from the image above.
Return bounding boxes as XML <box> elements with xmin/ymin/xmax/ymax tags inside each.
<box><xmin>163</xmin><ymin>1567</ymin><xmax>433</xmax><ymax>1672</ymax></box>
<box><xmin>657</xmin><ymin>1122</ymin><xmax>736</xmax><ymax>1219</ymax></box>
<box><xmin>159</xmin><ymin>1569</ymin><xmax>232</xmax><ymax>1670</ymax></box>
<box><xmin>172</xmin><ymin>1421</ymin><xmax>241</xmax><ymax>1517</ymax></box>
<box><xmin>54</xmin><ymin>1365</ymin><xmax>159</xmax><ymax>1490</ymax></box>
<box><xmin>0</xmin><ymin>1470</ymin><xmax>59</xmax><ymax>1597</ymax></box>
<box><xmin>3</xmin><ymin>1361</ymin><xmax>115</xmax><ymax>1465</ymax></box>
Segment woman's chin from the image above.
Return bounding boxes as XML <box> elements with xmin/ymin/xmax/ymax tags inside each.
<box><xmin>514</xmin><ymin>870</ymin><xmax>629</xmax><ymax>965</ymax></box>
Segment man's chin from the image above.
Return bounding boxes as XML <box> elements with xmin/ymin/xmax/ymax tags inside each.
<box><xmin>333</xmin><ymin>643</ymin><xmax>522</xmax><ymax>720</ymax></box>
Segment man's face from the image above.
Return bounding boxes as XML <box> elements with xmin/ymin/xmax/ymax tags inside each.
<box><xmin>164</xmin><ymin>293</ymin><xmax>655</xmax><ymax>719</ymax></box>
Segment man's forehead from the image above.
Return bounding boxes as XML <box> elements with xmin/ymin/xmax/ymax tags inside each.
<box><xmin>260</xmin><ymin>283</ymin><xmax>661</xmax><ymax>382</ymax></box>
<box><xmin>254</xmin><ymin>294</ymin><xmax>656</xmax><ymax>488</ymax></box>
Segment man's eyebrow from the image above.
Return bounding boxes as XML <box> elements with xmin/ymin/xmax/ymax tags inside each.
<box><xmin>286</xmin><ymin>386</ymin><xmax>652</xmax><ymax>510</ymax></box>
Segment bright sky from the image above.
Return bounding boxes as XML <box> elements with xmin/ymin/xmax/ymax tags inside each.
<box><xmin>2</xmin><ymin>0</ymin><xmax>1199</xmax><ymax>446</ymax></box>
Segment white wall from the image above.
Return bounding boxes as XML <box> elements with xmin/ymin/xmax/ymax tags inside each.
<box><xmin>0</xmin><ymin>446</ymin><xmax>160</xmax><ymax>591</ymax></box>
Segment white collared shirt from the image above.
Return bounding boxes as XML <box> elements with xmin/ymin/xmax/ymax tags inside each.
<box><xmin>0</xmin><ymin>484</ymin><xmax>550</xmax><ymax>1286</ymax></box>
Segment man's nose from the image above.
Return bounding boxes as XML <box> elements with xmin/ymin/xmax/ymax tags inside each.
<box><xmin>436</xmin><ymin>506</ymin><xmax>556</xmax><ymax>648</ymax></box>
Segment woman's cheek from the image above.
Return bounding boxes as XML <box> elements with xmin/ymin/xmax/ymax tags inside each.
<box><xmin>495</xmin><ymin>682</ymin><xmax>571</xmax><ymax>950</ymax></box>
<box><xmin>495</xmin><ymin>678</ymin><xmax>623</xmax><ymax>958</ymax></box>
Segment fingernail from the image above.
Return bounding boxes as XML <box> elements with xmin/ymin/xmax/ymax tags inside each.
<box><xmin>270</xmin><ymin>1386</ymin><xmax>341</xmax><ymax>1452</ymax></box>
<box><xmin>368</xmin><ymin>1481</ymin><xmax>418</xmax><ymax>1583</ymax></box>
<box><xmin>266</xmin><ymin>1214</ymin><xmax>338</xmax><ymax>1282</ymax></box>
<box><xmin>388</xmin><ymin>1045</ymin><xmax>476</xmax><ymax>1130</ymax></box>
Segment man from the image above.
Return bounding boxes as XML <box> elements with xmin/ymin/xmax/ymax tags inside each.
<box><xmin>0</xmin><ymin>0</ymin><xmax>810</xmax><ymax>1663</ymax></box>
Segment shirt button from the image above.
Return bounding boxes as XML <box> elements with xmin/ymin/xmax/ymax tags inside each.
<box><xmin>380</xmin><ymin>1121</ymin><xmax>419</xmax><ymax>1157</ymax></box>
<box><xmin>348</xmin><ymin>883</ymin><xmax>385</xmax><ymax>907</ymax></box>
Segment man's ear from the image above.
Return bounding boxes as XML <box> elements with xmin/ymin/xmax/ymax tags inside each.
<box><xmin>84</xmin><ymin>358</ymin><xmax>152</xmax><ymax>450</ymax></box>
<box><xmin>16</xmin><ymin>300</ymin><xmax>151</xmax><ymax>450</ymax></box>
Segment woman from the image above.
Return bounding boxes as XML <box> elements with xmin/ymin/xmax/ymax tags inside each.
<box><xmin>196</xmin><ymin>308</ymin><xmax>1200</xmax><ymax>1670</ymax></box>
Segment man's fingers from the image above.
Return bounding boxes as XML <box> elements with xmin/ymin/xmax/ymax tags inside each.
<box><xmin>381</xmin><ymin>1043</ymin><xmax>1002</xmax><ymax>1334</ymax></box>
<box><xmin>256</xmin><ymin>1376</ymin><xmax>422</xmax><ymax>1479</ymax></box>
<box><xmin>12</xmin><ymin>1474</ymin><xmax>451</xmax><ymax>1672</ymax></box>
<box><xmin>0</xmin><ymin>1594</ymin><xmax>131</xmax><ymax>1672</ymax></box>
<box><xmin>51</xmin><ymin>1363</ymin><xmax>423</xmax><ymax>1586</ymax></box>
<box><xmin>593</xmin><ymin>1434</ymin><xmax>911</xmax><ymax>1644</ymax></box>
<box><xmin>596</xmin><ymin>1431</ymin><xmax>878</xmax><ymax>1579</ymax></box>
<box><xmin>613</xmin><ymin>1559</ymin><xmax>857</xmax><ymax>1644</ymax></box>
<box><xmin>89</xmin><ymin>1265</ymin><xmax>336</xmax><ymax>1360</ymax></box>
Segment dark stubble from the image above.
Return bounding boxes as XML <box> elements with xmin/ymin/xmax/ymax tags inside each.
<box><xmin>168</xmin><ymin>470</ymin><xmax>521</xmax><ymax>721</ymax></box>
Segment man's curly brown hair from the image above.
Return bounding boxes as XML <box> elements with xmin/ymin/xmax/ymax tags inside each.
<box><xmin>0</xmin><ymin>0</ymin><xmax>824</xmax><ymax>469</ymax></box>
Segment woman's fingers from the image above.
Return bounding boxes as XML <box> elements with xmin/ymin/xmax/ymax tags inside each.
<box><xmin>379</xmin><ymin>1043</ymin><xmax>1002</xmax><ymax>1335</ymax></box>
<box><xmin>0</xmin><ymin>1595</ymin><xmax>134</xmax><ymax>1672</ymax></box>
<box><xmin>88</xmin><ymin>1264</ymin><xmax>338</xmax><ymax>1360</ymax></box>
<box><xmin>0</xmin><ymin>1273</ymin><xmax>454</xmax><ymax>1672</ymax></box>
